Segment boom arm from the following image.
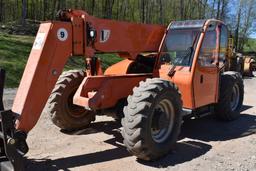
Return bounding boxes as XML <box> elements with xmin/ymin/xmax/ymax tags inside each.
<box><xmin>13</xmin><ymin>10</ymin><xmax>166</xmax><ymax>133</ymax></box>
<box><xmin>0</xmin><ymin>9</ymin><xmax>167</xmax><ymax>170</ymax></box>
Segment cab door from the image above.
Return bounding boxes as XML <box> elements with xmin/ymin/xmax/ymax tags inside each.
<box><xmin>193</xmin><ymin>23</ymin><xmax>228</xmax><ymax>108</ymax></box>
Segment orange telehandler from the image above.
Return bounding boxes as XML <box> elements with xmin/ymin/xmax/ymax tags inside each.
<box><xmin>0</xmin><ymin>10</ymin><xmax>244</xmax><ymax>170</ymax></box>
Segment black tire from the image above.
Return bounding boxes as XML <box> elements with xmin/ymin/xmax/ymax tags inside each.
<box><xmin>121</xmin><ymin>78</ymin><xmax>183</xmax><ymax>161</ymax></box>
<box><xmin>45</xmin><ymin>70</ymin><xmax>95</xmax><ymax>130</ymax></box>
<box><xmin>215</xmin><ymin>71</ymin><xmax>244</xmax><ymax>121</ymax></box>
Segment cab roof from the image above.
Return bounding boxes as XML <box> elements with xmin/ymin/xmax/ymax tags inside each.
<box><xmin>169</xmin><ymin>19</ymin><xmax>223</xmax><ymax>30</ymax></box>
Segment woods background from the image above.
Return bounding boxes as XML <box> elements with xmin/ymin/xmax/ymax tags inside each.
<box><xmin>0</xmin><ymin>0</ymin><xmax>255</xmax><ymax>51</ymax></box>
<box><xmin>0</xmin><ymin>0</ymin><xmax>255</xmax><ymax>87</ymax></box>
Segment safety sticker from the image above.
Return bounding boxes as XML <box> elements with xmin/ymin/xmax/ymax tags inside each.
<box><xmin>57</xmin><ymin>28</ymin><xmax>68</xmax><ymax>41</ymax></box>
<box><xmin>33</xmin><ymin>33</ymin><xmax>46</xmax><ymax>50</ymax></box>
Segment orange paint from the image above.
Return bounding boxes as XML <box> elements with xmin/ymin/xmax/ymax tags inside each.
<box><xmin>11</xmin><ymin>9</ymin><xmax>227</xmax><ymax>134</ymax></box>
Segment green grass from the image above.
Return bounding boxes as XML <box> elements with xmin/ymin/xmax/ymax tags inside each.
<box><xmin>0</xmin><ymin>32</ymin><xmax>121</xmax><ymax>88</ymax></box>
<box><xmin>0</xmin><ymin>33</ymin><xmax>34</xmax><ymax>87</ymax></box>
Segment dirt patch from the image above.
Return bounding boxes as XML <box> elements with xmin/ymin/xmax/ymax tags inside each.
<box><xmin>3</xmin><ymin>77</ymin><xmax>256</xmax><ymax>171</ymax></box>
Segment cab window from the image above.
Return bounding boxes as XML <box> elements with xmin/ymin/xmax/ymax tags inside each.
<box><xmin>219</xmin><ymin>25</ymin><xmax>228</xmax><ymax>66</ymax></box>
<box><xmin>198</xmin><ymin>23</ymin><xmax>218</xmax><ymax>67</ymax></box>
<box><xmin>161</xmin><ymin>28</ymin><xmax>200</xmax><ymax>66</ymax></box>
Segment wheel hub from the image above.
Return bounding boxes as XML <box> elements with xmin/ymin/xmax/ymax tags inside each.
<box><xmin>151</xmin><ymin>99</ymin><xmax>175</xmax><ymax>143</ymax></box>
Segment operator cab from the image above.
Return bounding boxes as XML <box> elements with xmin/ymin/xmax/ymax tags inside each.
<box><xmin>157</xmin><ymin>19</ymin><xmax>229</xmax><ymax>109</ymax></box>
<box><xmin>159</xmin><ymin>19</ymin><xmax>228</xmax><ymax>69</ymax></box>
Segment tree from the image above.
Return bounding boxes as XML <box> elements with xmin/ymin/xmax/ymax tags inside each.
<box><xmin>159</xmin><ymin>0</ymin><xmax>164</xmax><ymax>24</ymax></box>
<box><xmin>180</xmin><ymin>0</ymin><xmax>184</xmax><ymax>19</ymax></box>
<box><xmin>21</xmin><ymin>0</ymin><xmax>27</xmax><ymax>25</ymax></box>
<box><xmin>0</xmin><ymin>0</ymin><xmax>255</xmax><ymax>52</ymax></box>
<box><xmin>220</xmin><ymin>0</ymin><xmax>228</xmax><ymax>20</ymax></box>
<box><xmin>216</xmin><ymin>0</ymin><xmax>221</xmax><ymax>19</ymax></box>
<box><xmin>140</xmin><ymin>0</ymin><xmax>146</xmax><ymax>23</ymax></box>
<box><xmin>104</xmin><ymin>0</ymin><xmax>115</xmax><ymax>19</ymax></box>
<box><xmin>238</xmin><ymin>0</ymin><xmax>255</xmax><ymax>51</ymax></box>
<box><xmin>0</xmin><ymin>0</ymin><xmax>4</xmax><ymax>22</ymax></box>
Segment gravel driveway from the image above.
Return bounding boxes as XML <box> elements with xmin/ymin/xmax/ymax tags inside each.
<box><xmin>2</xmin><ymin>76</ymin><xmax>256</xmax><ymax>171</ymax></box>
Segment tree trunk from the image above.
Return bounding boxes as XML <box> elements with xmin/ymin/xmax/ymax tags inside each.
<box><xmin>159</xmin><ymin>0</ymin><xmax>164</xmax><ymax>24</ymax></box>
<box><xmin>22</xmin><ymin>0</ymin><xmax>27</xmax><ymax>26</ymax></box>
<box><xmin>74</xmin><ymin>0</ymin><xmax>78</xmax><ymax>9</ymax></box>
<box><xmin>104</xmin><ymin>0</ymin><xmax>114</xmax><ymax>19</ymax></box>
<box><xmin>43</xmin><ymin>0</ymin><xmax>48</xmax><ymax>20</ymax></box>
<box><xmin>203</xmin><ymin>0</ymin><xmax>208</xmax><ymax>19</ymax></box>
<box><xmin>141</xmin><ymin>0</ymin><xmax>146</xmax><ymax>23</ymax></box>
<box><xmin>91</xmin><ymin>0</ymin><xmax>95</xmax><ymax>15</ymax></box>
<box><xmin>220</xmin><ymin>0</ymin><xmax>228</xmax><ymax>20</ymax></box>
<box><xmin>0</xmin><ymin>0</ymin><xmax>4</xmax><ymax>22</ymax></box>
<box><xmin>211</xmin><ymin>0</ymin><xmax>216</xmax><ymax>18</ymax></box>
<box><xmin>234</xmin><ymin>0</ymin><xmax>242</xmax><ymax>50</ymax></box>
<box><xmin>216</xmin><ymin>0</ymin><xmax>221</xmax><ymax>19</ymax></box>
<box><xmin>180</xmin><ymin>0</ymin><xmax>184</xmax><ymax>19</ymax></box>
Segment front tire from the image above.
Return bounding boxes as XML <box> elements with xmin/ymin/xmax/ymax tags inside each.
<box><xmin>215</xmin><ymin>71</ymin><xmax>244</xmax><ymax>121</ymax></box>
<box><xmin>122</xmin><ymin>78</ymin><xmax>182</xmax><ymax>161</ymax></box>
<box><xmin>45</xmin><ymin>70</ymin><xmax>95</xmax><ymax>131</ymax></box>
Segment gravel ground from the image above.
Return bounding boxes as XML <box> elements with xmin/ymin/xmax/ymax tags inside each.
<box><xmin>2</xmin><ymin>76</ymin><xmax>256</xmax><ymax>171</ymax></box>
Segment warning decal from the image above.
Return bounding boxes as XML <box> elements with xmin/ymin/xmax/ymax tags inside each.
<box><xmin>33</xmin><ymin>33</ymin><xmax>46</xmax><ymax>50</ymax></box>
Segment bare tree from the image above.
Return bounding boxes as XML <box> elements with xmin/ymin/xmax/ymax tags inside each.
<box><xmin>91</xmin><ymin>0</ymin><xmax>95</xmax><ymax>15</ymax></box>
<box><xmin>159</xmin><ymin>0</ymin><xmax>164</xmax><ymax>24</ymax></box>
<box><xmin>180</xmin><ymin>0</ymin><xmax>184</xmax><ymax>19</ymax></box>
<box><xmin>216</xmin><ymin>0</ymin><xmax>221</xmax><ymax>19</ymax></box>
<box><xmin>21</xmin><ymin>0</ymin><xmax>27</xmax><ymax>25</ymax></box>
<box><xmin>220</xmin><ymin>0</ymin><xmax>228</xmax><ymax>20</ymax></box>
<box><xmin>0</xmin><ymin>0</ymin><xmax>4</xmax><ymax>22</ymax></box>
<box><xmin>211</xmin><ymin>0</ymin><xmax>216</xmax><ymax>18</ymax></box>
<box><xmin>234</xmin><ymin>0</ymin><xmax>242</xmax><ymax>50</ymax></box>
<box><xmin>140</xmin><ymin>0</ymin><xmax>146</xmax><ymax>23</ymax></box>
<box><xmin>43</xmin><ymin>0</ymin><xmax>48</xmax><ymax>20</ymax></box>
<box><xmin>104</xmin><ymin>0</ymin><xmax>115</xmax><ymax>19</ymax></box>
<box><xmin>203</xmin><ymin>0</ymin><xmax>208</xmax><ymax>19</ymax></box>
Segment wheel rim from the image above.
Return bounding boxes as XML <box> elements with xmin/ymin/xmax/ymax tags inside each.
<box><xmin>230</xmin><ymin>84</ymin><xmax>240</xmax><ymax>111</ymax></box>
<box><xmin>151</xmin><ymin>99</ymin><xmax>175</xmax><ymax>143</ymax></box>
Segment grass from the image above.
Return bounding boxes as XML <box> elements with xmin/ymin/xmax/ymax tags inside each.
<box><xmin>0</xmin><ymin>33</ymin><xmax>34</xmax><ymax>87</ymax></box>
<box><xmin>0</xmin><ymin>32</ymin><xmax>121</xmax><ymax>88</ymax></box>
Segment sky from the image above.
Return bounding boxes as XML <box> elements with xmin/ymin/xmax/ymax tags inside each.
<box><xmin>251</xmin><ymin>32</ymin><xmax>256</xmax><ymax>39</ymax></box>
<box><xmin>223</xmin><ymin>0</ymin><xmax>256</xmax><ymax>39</ymax></box>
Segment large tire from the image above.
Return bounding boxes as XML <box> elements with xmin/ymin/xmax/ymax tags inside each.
<box><xmin>215</xmin><ymin>71</ymin><xmax>244</xmax><ymax>121</ymax></box>
<box><xmin>122</xmin><ymin>78</ymin><xmax>183</xmax><ymax>161</ymax></box>
<box><xmin>46</xmin><ymin>70</ymin><xmax>95</xmax><ymax>131</ymax></box>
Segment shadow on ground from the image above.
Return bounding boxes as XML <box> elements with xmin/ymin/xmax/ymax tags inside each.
<box><xmin>25</xmin><ymin>109</ymin><xmax>256</xmax><ymax>170</ymax></box>
<box><xmin>180</xmin><ymin>113</ymin><xmax>256</xmax><ymax>142</ymax></box>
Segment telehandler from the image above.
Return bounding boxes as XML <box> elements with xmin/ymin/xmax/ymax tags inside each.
<box><xmin>0</xmin><ymin>9</ymin><xmax>244</xmax><ymax>170</ymax></box>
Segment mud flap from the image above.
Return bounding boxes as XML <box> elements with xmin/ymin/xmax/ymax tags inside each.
<box><xmin>0</xmin><ymin>70</ymin><xmax>28</xmax><ymax>171</ymax></box>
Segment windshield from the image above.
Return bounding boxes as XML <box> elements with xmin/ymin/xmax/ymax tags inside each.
<box><xmin>160</xmin><ymin>28</ymin><xmax>200</xmax><ymax>66</ymax></box>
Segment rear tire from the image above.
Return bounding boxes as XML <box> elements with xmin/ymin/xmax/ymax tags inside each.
<box><xmin>122</xmin><ymin>78</ymin><xmax>182</xmax><ymax>161</ymax></box>
<box><xmin>45</xmin><ymin>70</ymin><xmax>95</xmax><ymax>131</ymax></box>
<box><xmin>215</xmin><ymin>71</ymin><xmax>244</xmax><ymax>121</ymax></box>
